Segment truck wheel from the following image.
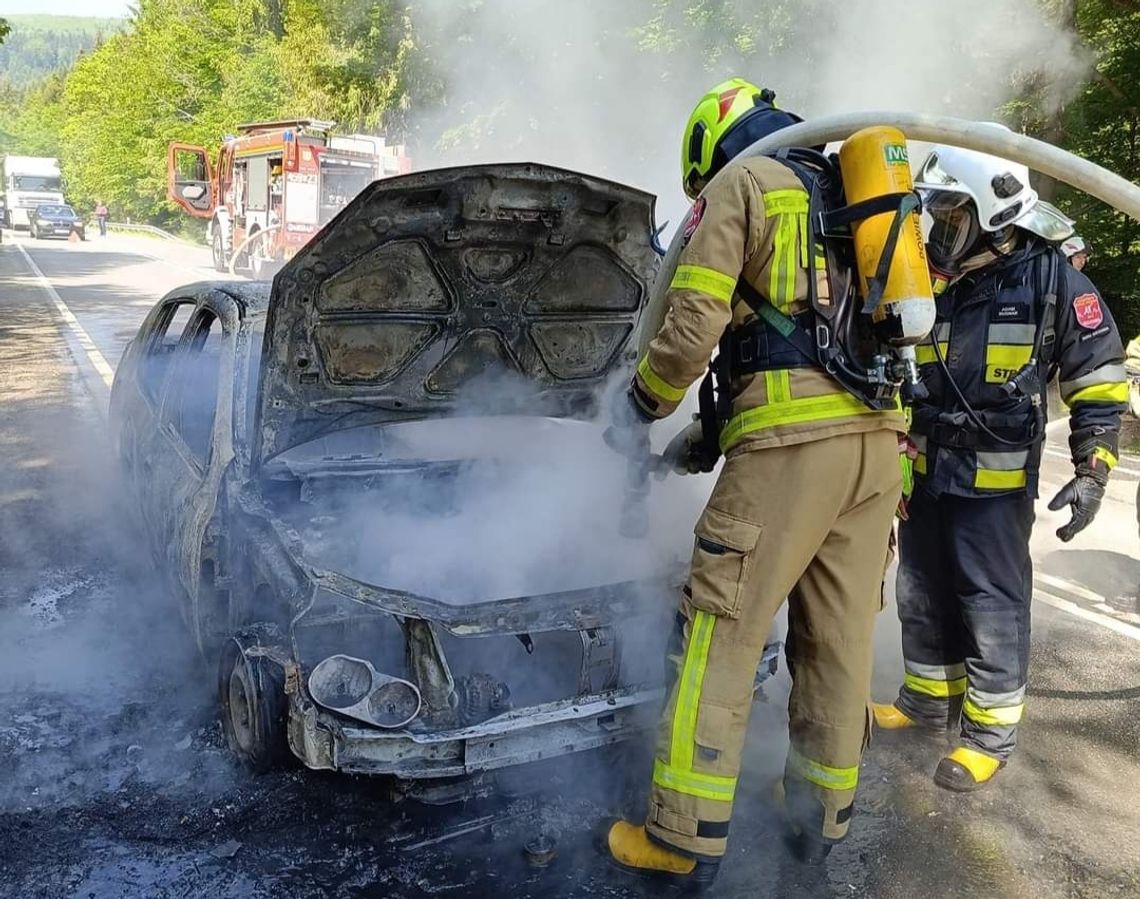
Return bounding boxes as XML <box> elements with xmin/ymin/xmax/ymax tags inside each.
<box><xmin>250</xmin><ymin>249</ymin><xmax>270</xmax><ymax>280</ymax></box>
<box><xmin>218</xmin><ymin>630</ymin><xmax>290</xmax><ymax>773</ymax></box>
<box><xmin>212</xmin><ymin>227</ymin><xmax>228</xmax><ymax>273</ymax></box>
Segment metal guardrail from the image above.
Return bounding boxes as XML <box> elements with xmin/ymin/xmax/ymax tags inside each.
<box><xmin>103</xmin><ymin>221</ymin><xmax>183</xmax><ymax>241</ymax></box>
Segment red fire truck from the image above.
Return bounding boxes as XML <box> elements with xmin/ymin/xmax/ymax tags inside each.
<box><xmin>167</xmin><ymin>119</ymin><xmax>411</xmax><ymax>276</ymax></box>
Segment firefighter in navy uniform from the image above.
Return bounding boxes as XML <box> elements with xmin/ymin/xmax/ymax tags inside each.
<box><xmin>599</xmin><ymin>79</ymin><xmax>918</xmax><ymax>889</ymax></box>
<box><xmin>874</xmin><ymin>144</ymin><xmax>1128</xmax><ymax>791</ymax></box>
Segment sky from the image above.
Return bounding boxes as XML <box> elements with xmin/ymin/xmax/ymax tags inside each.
<box><xmin>0</xmin><ymin>0</ymin><xmax>129</xmax><ymax>15</ymax></box>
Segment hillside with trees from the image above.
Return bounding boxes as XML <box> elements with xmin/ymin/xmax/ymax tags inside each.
<box><xmin>0</xmin><ymin>15</ymin><xmax>124</xmax><ymax>87</ymax></box>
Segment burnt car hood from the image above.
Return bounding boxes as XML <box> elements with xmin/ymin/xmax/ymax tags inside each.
<box><xmin>256</xmin><ymin>163</ymin><xmax>658</xmax><ymax>467</ymax></box>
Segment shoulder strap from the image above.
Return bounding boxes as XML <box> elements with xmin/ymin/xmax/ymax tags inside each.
<box><xmin>734</xmin><ymin>277</ymin><xmax>820</xmax><ymax>365</ymax></box>
<box><xmin>1041</xmin><ymin>248</ymin><xmax>1061</xmax><ymax>373</ymax></box>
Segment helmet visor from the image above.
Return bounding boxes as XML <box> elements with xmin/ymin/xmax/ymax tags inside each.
<box><xmin>925</xmin><ymin>194</ymin><xmax>980</xmax><ymax>269</ymax></box>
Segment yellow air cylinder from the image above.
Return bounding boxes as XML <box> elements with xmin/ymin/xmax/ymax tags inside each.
<box><xmin>838</xmin><ymin>126</ymin><xmax>935</xmax><ymax>346</ymax></box>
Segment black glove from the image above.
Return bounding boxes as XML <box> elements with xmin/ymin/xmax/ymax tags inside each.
<box><xmin>602</xmin><ymin>387</ymin><xmax>655</xmax><ymax>458</ymax></box>
<box><xmin>1047</xmin><ymin>458</ymin><xmax>1109</xmax><ymax>542</ymax></box>
<box><xmin>660</xmin><ymin>418</ymin><xmax>716</xmax><ymax>476</ymax></box>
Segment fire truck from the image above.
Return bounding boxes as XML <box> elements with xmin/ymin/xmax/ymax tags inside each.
<box><xmin>167</xmin><ymin>120</ymin><xmax>411</xmax><ymax>276</ymax></box>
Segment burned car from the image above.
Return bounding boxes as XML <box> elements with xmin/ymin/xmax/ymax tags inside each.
<box><xmin>110</xmin><ymin>163</ymin><xmax>694</xmax><ymax>783</ymax></box>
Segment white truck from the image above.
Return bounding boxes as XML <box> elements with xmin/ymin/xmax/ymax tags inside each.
<box><xmin>2</xmin><ymin>156</ymin><xmax>65</xmax><ymax>230</ymax></box>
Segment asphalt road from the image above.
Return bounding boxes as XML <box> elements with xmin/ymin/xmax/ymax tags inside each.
<box><xmin>1</xmin><ymin>229</ymin><xmax>1139</xmax><ymax>899</ymax></box>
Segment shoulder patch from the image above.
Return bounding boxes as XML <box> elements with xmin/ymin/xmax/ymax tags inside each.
<box><xmin>1073</xmin><ymin>292</ymin><xmax>1104</xmax><ymax>330</ymax></box>
<box><xmin>682</xmin><ymin>197</ymin><xmax>706</xmax><ymax>244</ymax></box>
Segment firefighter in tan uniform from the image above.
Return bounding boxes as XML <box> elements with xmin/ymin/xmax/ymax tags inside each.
<box><xmin>601</xmin><ymin>79</ymin><xmax>906</xmax><ymax>889</ymax></box>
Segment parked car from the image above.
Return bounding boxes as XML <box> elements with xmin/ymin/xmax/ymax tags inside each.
<box><xmin>29</xmin><ymin>203</ymin><xmax>85</xmax><ymax>240</ymax></box>
<box><xmin>109</xmin><ymin>163</ymin><xmax>682</xmax><ymax>784</ymax></box>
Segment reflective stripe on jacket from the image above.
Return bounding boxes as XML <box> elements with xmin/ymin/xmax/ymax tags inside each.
<box><xmin>912</xmin><ymin>243</ymin><xmax>1125</xmax><ymax>499</ymax></box>
<box><xmin>634</xmin><ymin>156</ymin><xmax>904</xmax><ymax>452</ymax></box>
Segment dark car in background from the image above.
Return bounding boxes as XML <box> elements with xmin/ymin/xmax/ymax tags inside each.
<box><xmin>108</xmin><ymin>163</ymin><xmax>685</xmax><ymax>788</ymax></box>
<box><xmin>29</xmin><ymin>203</ymin><xmax>85</xmax><ymax>240</ymax></box>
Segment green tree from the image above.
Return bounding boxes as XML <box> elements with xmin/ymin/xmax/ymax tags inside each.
<box><xmin>1006</xmin><ymin>1</ymin><xmax>1140</xmax><ymax>338</ymax></box>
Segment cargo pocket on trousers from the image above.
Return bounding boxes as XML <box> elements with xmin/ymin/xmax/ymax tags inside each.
<box><xmin>694</xmin><ymin>703</ymin><xmax>743</xmax><ymax>777</ymax></box>
<box><xmin>688</xmin><ymin>506</ymin><xmax>762</xmax><ymax>620</ymax></box>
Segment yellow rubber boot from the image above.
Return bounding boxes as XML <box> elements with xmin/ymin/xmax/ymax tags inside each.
<box><xmin>872</xmin><ymin>702</ymin><xmax>917</xmax><ymax>730</ymax></box>
<box><xmin>933</xmin><ymin>746</ymin><xmax>1006</xmax><ymax>792</ymax></box>
<box><xmin>600</xmin><ymin>820</ymin><xmax>719</xmax><ymax>890</ymax></box>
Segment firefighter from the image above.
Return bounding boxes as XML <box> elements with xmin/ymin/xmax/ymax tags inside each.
<box><xmin>600</xmin><ymin>79</ymin><xmax>905</xmax><ymax>888</ymax></box>
<box><xmin>1061</xmin><ymin>234</ymin><xmax>1090</xmax><ymax>271</ymax></box>
<box><xmin>873</xmin><ymin>145</ymin><xmax>1127</xmax><ymax>791</ymax></box>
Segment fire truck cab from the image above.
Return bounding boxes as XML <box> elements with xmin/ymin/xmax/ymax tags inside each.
<box><xmin>168</xmin><ymin>120</ymin><xmax>410</xmax><ymax>276</ymax></box>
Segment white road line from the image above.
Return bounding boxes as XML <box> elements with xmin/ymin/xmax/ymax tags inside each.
<box><xmin>1036</xmin><ymin>571</ymin><xmax>1107</xmax><ymax>605</ymax></box>
<box><xmin>14</xmin><ymin>241</ymin><xmax>116</xmax><ymax>388</ymax></box>
<box><xmin>1035</xmin><ymin>589</ymin><xmax>1140</xmax><ymax>642</ymax></box>
<box><xmin>1044</xmin><ymin>446</ymin><xmax>1140</xmax><ymax>477</ymax></box>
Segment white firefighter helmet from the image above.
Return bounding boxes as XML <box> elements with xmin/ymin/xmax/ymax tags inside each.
<box><xmin>1061</xmin><ymin>234</ymin><xmax>1088</xmax><ymax>258</ymax></box>
<box><xmin>915</xmin><ymin>139</ymin><xmax>1074</xmax><ymax>270</ymax></box>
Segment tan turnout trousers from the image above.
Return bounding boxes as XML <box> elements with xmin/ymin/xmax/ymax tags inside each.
<box><xmin>646</xmin><ymin>430</ymin><xmax>901</xmax><ymax>858</ymax></box>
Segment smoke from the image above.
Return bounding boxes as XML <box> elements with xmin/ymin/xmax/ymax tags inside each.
<box><xmin>285</xmin><ymin>372</ymin><xmax>711</xmax><ymax>604</ymax></box>
<box><xmin>404</xmin><ymin>0</ymin><xmax>1089</xmax><ymax>231</ymax></box>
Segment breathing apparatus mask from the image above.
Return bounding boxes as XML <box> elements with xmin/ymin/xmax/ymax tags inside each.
<box><xmin>924</xmin><ymin>194</ymin><xmax>1023</xmax><ymax>275</ymax></box>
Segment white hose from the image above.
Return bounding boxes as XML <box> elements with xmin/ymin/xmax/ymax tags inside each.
<box><xmin>227</xmin><ymin>223</ymin><xmax>281</xmax><ymax>278</ymax></box>
<box><xmin>742</xmin><ymin>112</ymin><xmax>1140</xmax><ymax>221</ymax></box>
<box><xmin>640</xmin><ymin>112</ymin><xmax>1140</xmax><ymax>355</ymax></box>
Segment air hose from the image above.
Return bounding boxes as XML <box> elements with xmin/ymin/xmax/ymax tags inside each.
<box><xmin>641</xmin><ymin>112</ymin><xmax>1140</xmax><ymax>357</ymax></box>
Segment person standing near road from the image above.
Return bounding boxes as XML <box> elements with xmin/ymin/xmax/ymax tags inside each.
<box><xmin>95</xmin><ymin>201</ymin><xmax>109</xmax><ymax>237</ymax></box>
<box><xmin>873</xmin><ymin>145</ymin><xmax>1127</xmax><ymax>791</ymax></box>
<box><xmin>599</xmin><ymin>79</ymin><xmax>905</xmax><ymax>890</ymax></box>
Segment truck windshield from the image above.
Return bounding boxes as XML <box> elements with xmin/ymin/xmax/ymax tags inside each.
<box><xmin>318</xmin><ymin>160</ymin><xmax>374</xmax><ymax>224</ymax></box>
<box><xmin>13</xmin><ymin>175</ymin><xmax>61</xmax><ymax>192</ymax></box>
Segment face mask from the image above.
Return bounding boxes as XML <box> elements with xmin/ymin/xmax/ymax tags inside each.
<box><xmin>925</xmin><ymin>196</ymin><xmax>981</xmax><ymax>274</ymax></box>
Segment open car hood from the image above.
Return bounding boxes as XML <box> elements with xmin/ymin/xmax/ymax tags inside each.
<box><xmin>255</xmin><ymin>163</ymin><xmax>658</xmax><ymax>466</ymax></box>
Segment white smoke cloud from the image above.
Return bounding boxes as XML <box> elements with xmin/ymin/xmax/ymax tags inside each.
<box><xmin>404</xmin><ymin>0</ymin><xmax>1089</xmax><ymax>231</ymax></box>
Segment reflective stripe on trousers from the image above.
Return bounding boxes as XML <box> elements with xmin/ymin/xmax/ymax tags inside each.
<box><xmin>894</xmin><ymin>489</ymin><xmax>1034</xmax><ymax>759</ymax></box>
<box><xmin>963</xmin><ymin>686</ymin><xmax>1026</xmax><ymax>726</ymax></box>
<box><xmin>903</xmin><ymin>659</ymin><xmax>967</xmax><ymax>698</ymax></box>
<box><xmin>652</xmin><ymin>610</ymin><xmax>739</xmax><ymax>803</ymax></box>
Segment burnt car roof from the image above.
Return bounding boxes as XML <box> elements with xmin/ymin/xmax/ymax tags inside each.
<box><xmin>254</xmin><ymin>162</ymin><xmax>658</xmax><ymax>466</ymax></box>
<box><xmin>168</xmin><ymin>281</ymin><xmax>272</xmax><ymax>317</ymax></box>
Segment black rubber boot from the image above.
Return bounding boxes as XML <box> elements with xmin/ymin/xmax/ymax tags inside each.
<box><xmin>785</xmin><ymin>831</ymin><xmax>833</xmax><ymax>865</ymax></box>
<box><xmin>776</xmin><ymin>780</ymin><xmax>840</xmax><ymax>866</ymax></box>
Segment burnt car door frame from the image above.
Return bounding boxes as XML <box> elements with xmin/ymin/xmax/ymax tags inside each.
<box><xmin>117</xmin><ymin>294</ymin><xmax>199</xmax><ymax>553</ymax></box>
<box><xmin>152</xmin><ymin>290</ymin><xmax>241</xmax><ymax>654</ymax></box>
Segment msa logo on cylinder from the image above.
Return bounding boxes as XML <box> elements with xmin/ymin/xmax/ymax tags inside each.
<box><xmin>884</xmin><ymin>144</ymin><xmax>909</xmax><ymax>165</ymax></box>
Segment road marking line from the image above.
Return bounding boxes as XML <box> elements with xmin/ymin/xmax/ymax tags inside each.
<box><xmin>1036</xmin><ymin>571</ymin><xmax>1107</xmax><ymax>605</ymax></box>
<box><xmin>1036</xmin><ymin>589</ymin><xmax>1140</xmax><ymax>642</ymax></box>
<box><xmin>1044</xmin><ymin>446</ymin><xmax>1140</xmax><ymax>477</ymax></box>
<box><xmin>14</xmin><ymin>241</ymin><xmax>116</xmax><ymax>388</ymax></box>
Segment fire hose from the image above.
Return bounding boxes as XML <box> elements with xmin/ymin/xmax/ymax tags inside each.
<box><xmin>227</xmin><ymin>223</ymin><xmax>282</xmax><ymax>279</ymax></box>
<box><xmin>618</xmin><ymin>112</ymin><xmax>1140</xmax><ymax>539</ymax></box>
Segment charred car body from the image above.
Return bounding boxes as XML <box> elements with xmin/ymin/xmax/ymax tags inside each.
<box><xmin>110</xmin><ymin>164</ymin><xmax>683</xmax><ymax>782</ymax></box>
